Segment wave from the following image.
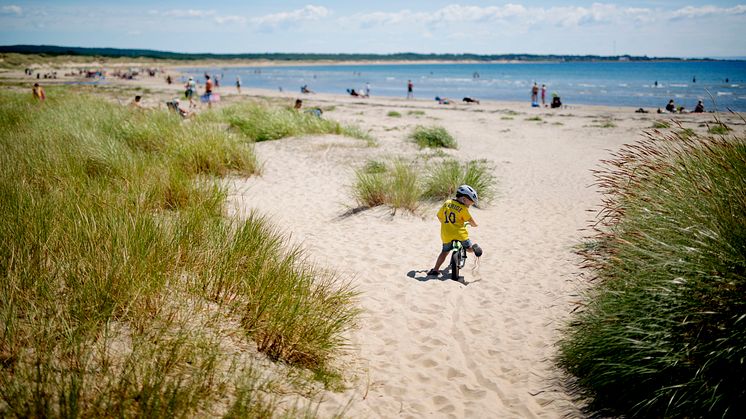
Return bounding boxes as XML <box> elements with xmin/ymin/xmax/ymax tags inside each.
<box><xmin>716</xmin><ymin>92</ymin><xmax>733</xmax><ymax>96</ymax></box>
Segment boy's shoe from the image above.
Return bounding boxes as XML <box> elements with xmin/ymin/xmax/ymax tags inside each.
<box><xmin>427</xmin><ymin>269</ymin><xmax>440</xmax><ymax>277</ymax></box>
<box><xmin>472</xmin><ymin>244</ymin><xmax>483</xmax><ymax>257</ymax></box>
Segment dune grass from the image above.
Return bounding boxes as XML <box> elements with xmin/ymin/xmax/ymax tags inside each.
<box><xmin>387</xmin><ymin>111</ymin><xmax>402</xmax><ymax>117</ymax></box>
<box><xmin>352</xmin><ymin>158</ymin><xmax>496</xmax><ymax>212</ymax></box>
<box><xmin>421</xmin><ymin>159</ymin><xmax>496</xmax><ymax>205</ymax></box>
<box><xmin>0</xmin><ymin>89</ymin><xmax>358</xmax><ymax>417</ymax></box>
<box><xmin>708</xmin><ymin>122</ymin><xmax>731</xmax><ymax>135</ymax></box>
<box><xmin>351</xmin><ymin>159</ymin><xmax>421</xmax><ymax>212</ymax></box>
<box><xmin>215</xmin><ymin>101</ymin><xmax>374</xmax><ymax>145</ymax></box>
<box><xmin>410</xmin><ymin>125</ymin><xmax>457</xmax><ymax>149</ymax></box>
<box><xmin>557</xmin><ymin>126</ymin><xmax>746</xmax><ymax>418</ymax></box>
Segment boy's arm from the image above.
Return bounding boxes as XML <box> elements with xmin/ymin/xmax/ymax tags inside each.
<box><xmin>467</xmin><ymin>216</ymin><xmax>478</xmax><ymax>227</ymax></box>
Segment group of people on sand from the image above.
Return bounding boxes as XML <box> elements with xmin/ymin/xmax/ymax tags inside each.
<box><xmin>659</xmin><ymin>99</ymin><xmax>706</xmax><ymax>114</ymax></box>
<box><xmin>531</xmin><ymin>82</ymin><xmax>562</xmax><ymax>108</ymax></box>
<box><xmin>347</xmin><ymin>83</ymin><xmax>371</xmax><ymax>98</ymax></box>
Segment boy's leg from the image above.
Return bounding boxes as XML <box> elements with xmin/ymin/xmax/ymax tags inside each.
<box><xmin>429</xmin><ymin>251</ymin><xmax>450</xmax><ymax>275</ymax></box>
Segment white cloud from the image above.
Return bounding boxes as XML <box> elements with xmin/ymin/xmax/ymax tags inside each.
<box><xmin>339</xmin><ymin>3</ymin><xmax>746</xmax><ymax>30</ymax></box>
<box><xmin>160</xmin><ymin>9</ymin><xmax>216</xmax><ymax>19</ymax></box>
<box><xmin>670</xmin><ymin>5</ymin><xmax>746</xmax><ymax>20</ymax></box>
<box><xmin>1</xmin><ymin>5</ymin><xmax>22</xmax><ymax>15</ymax></box>
<box><xmin>215</xmin><ymin>15</ymin><xmax>246</xmax><ymax>25</ymax></box>
<box><xmin>251</xmin><ymin>5</ymin><xmax>330</xmax><ymax>26</ymax></box>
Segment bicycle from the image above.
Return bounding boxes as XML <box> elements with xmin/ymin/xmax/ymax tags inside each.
<box><xmin>449</xmin><ymin>240</ymin><xmax>467</xmax><ymax>281</ymax></box>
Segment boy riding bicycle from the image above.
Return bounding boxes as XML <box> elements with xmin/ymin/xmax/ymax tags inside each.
<box><xmin>428</xmin><ymin>185</ymin><xmax>483</xmax><ymax>277</ymax></box>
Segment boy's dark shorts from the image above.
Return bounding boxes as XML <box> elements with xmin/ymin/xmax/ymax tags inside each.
<box><xmin>441</xmin><ymin>239</ymin><xmax>472</xmax><ymax>252</ymax></box>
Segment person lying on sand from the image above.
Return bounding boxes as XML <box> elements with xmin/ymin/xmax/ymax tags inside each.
<box><xmin>166</xmin><ymin>99</ymin><xmax>192</xmax><ymax>118</ymax></box>
<box><xmin>428</xmin><ymin>185</ymin><xmax>483</xmax><ymax>278</ymax></box>
<box><xmin>462</xmin><ymin>97</ymin><xmax>480</xmax><ymax>104</ymax></box>
<box><xmin>435</xmin><ymin>96</ymin><xmax>452</xmax><ymax>105</ymax></box>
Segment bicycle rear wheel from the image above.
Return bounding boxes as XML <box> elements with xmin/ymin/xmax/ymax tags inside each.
<box><xmin>450</xmin><ymin>250</ymin><xmax>460</xmax><ymax>281</ymax></box>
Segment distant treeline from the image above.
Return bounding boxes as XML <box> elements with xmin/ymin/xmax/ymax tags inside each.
<box><xmin>0</xmin><ymin>44</ymin><xmax>694</xmax><ymax>62</ymax></box>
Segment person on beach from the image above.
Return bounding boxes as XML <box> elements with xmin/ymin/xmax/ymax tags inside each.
<box><xmin>541</xmin><ymin>84</ymin><xmax>547</xmax><ymax>107</ymax></box>
<box><xmin>167</xmin><ymin>98</ymin><xmax>192</xmax><ymax>118</ymax></box>
<box><xmin>462</xmin><ymin>97</ymin><xmax>480</xmax><ymax>104</ymax></box>
<box><xmin>531</xmin><ymin>82</ymin><xmax>539</xmax><ymax>107</ymax></box>
<box><xmin>32</xmin><ymin>83</ymin><xmax>46</xmax><ymax>101</ymax></box>
<box><xmin>427</xmin><ymin>185</ymin><xmax>483</xmax><ymax>278</ymax></box>
<box><xmin>365</xmin><ymin>82</ymin><xmax>371</xmax><ymax>97</ymax></box>
<box><xmin>236</xmin><ymin>76</ymin><xmax>241</xmax><ymax>94</ymax></box>
<box><xmin>550</xmin><ymin>93</ymin><xmax>562</xmax><ymax>109</ymax></box>
<box><xmin>665</xmin><ymin>99</ymin><xmax>676</xmax><ymax>113</ymax></box>
<box><xmin>293</xmin><ymin>98</ymin><xmax>322</xmax><ymax>117</ymax></box>
<box><xmin>694</xmin><ymin>100</ymin><xmax>705</xmax><ymax>113</ymax></box>
<box><xmin>184</xmin><ymin>77</ymin><xmax>197</xmax><ymax>107</ymax></box>
<box><xmin>407</xmin><ymin>80</ymin><xmax>414</xmax><ymax>99</ymax></box>
<box><xmin>129</xmin><ymin>95</ymin><xmax>144</xmax><ymax>109</ymax></box>
<box><xmin>204</xmin><ymin>75</ymin><xmax>214</xmax><ymax>108</ymax></box>
<box><xmin>301</xmin><ymin>84</ymin><xmax>314</xmax><ymax>94</ymax></box>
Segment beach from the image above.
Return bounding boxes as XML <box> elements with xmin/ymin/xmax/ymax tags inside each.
<box><xmin>4</xmin><ymin>65</ymin><xmax>745</xmax><ymax>418</ymax></box>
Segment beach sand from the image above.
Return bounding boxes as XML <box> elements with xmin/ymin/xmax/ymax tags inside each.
<box><xmin>5</xmin><ymin>67</ymin><xmax>744</xmax><ymax>418</ymax></box>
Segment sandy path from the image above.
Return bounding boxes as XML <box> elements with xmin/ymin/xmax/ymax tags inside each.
<box><xmin>221</xmin><ymin>96</ymin><xmax>733</xmax><ymax>418</ymax></box>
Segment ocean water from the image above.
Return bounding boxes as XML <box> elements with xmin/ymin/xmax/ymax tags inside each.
<box><xmin>183</xmin><ymin>61</ymin><xmax>746</xmax><ymax>111</ymax></box>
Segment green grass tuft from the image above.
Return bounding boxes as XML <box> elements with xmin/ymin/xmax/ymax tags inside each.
<box><xmin>708</xmin><ymin>123</ymin><xmax>731</xmax><ymax>135</ymax></box>
<box><xmin>215</xmin><ymin>102</ymin><xmax>372</xmax><ymax>143</ymax></box>
<box><xmin>352</xmin><ymin>158</ymin><xmax>496</xmax><ymax>212</ymax></box>
<box><xmin>410</xmin><ymin>125</ymin><xmax>457</xmax><ymax>149</ymax></box>
<box><xmin>387</xmin><ymin>111</ymin><xmax>402</xmax><ymax>117</ymax></box>
<box><xmin>422</xmin><ymin>159</ymin><xmax>496</xmax><ymax>205</ymax></box>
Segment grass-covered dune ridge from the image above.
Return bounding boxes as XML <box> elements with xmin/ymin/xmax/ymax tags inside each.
<box><xmin>558</xmin><ymin>125</ymin><xmax>746</xmax><ymax>417</ymax></box>
<box><xmin>216</xmin><ymin>101</ymin><xmax>373</xmax><ymax>144</ymax></box>
<box><xmin>0</xmin><ymin>90</ymin><xmax>358</xmax><ymax>417</ymax></box>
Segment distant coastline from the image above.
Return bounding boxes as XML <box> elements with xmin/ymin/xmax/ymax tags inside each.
<box><xmin>0</xmin><ymin>44</ymin><xmax>721</xmax><ymax>63</ymax></box>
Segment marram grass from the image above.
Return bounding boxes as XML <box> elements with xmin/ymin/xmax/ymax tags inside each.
<box><xmin>215</xmin><ymin>101</ymin><xmax>375</xmax><ymax>145</ymax></box>
<box><xmin>352</xmin><ymin>158</ymin><xmax>496</xmax><ymax>212</ymax></box>
<box><xmin>0</xmin><ymin>89</ymin><xmax>358</xmax><ymax>417</ymax></box>
<box><xmin>558</xmin><ymin>125</ymin><xmax>746</xmax><ymax>418</ymax></box>
<box><xmin>410</xmin><ymin>125</ymin><xmax>458</xmax><ymax>149</ymax></box>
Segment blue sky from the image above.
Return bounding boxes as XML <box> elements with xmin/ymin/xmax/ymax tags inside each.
<box><xmin>1</xmin><ymin>1</ymin><xmax>745</xmax><ymax>57</ymax></box>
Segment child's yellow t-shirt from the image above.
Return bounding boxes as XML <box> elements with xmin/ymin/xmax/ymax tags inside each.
<box><xmin>438</xmin><ymin>199</ymin><xmax>472</xmax><ymax>243</ymax></box>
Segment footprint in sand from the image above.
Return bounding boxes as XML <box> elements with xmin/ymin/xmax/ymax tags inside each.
<box><xmin>419</xmin><ymin>357</ymin><xmax>438</xmax><ymax>368</ymax></box>
<box><xmin>447</xmin><ymin>367</ymin><xmax>467</xmax><ymax>379</ymax></box>
<box><xmin>459</xmin><ymin>384</ymin><xmax>488</xmax><ymax>400</ymax></box>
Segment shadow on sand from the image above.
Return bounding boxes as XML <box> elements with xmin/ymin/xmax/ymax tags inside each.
<box><xmin>406</xmin><ymin>269</ymin><xmax>481</xmax><ymax>285</ymax></box>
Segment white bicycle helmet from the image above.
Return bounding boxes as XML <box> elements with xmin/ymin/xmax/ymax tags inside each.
<box><xmin>456</xmin><ymin>184</ymin><xmax>478</xmax><ymax>205</ymax></box>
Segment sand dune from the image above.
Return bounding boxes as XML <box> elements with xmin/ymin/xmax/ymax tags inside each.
<box><xmin>4</xmin><ymin>65</ymin><xmax>743</xmax><ymax>418</ymax></box>
<box><xmin>214</xmin><ymin>91</ymin><xmax>743</xmax><ymax>417</ymax></box>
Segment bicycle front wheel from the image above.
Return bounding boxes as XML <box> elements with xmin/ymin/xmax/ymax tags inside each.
<box><xmin>450</xmin><ymin>251</ymin><xmax>460</xmax><ymax>281</ymax></box>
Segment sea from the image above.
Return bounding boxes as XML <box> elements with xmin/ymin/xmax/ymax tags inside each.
<box><xmin>182</xmin><ymin>60</ymin><xmax>746</xmax><ymax>112</ymax></box>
